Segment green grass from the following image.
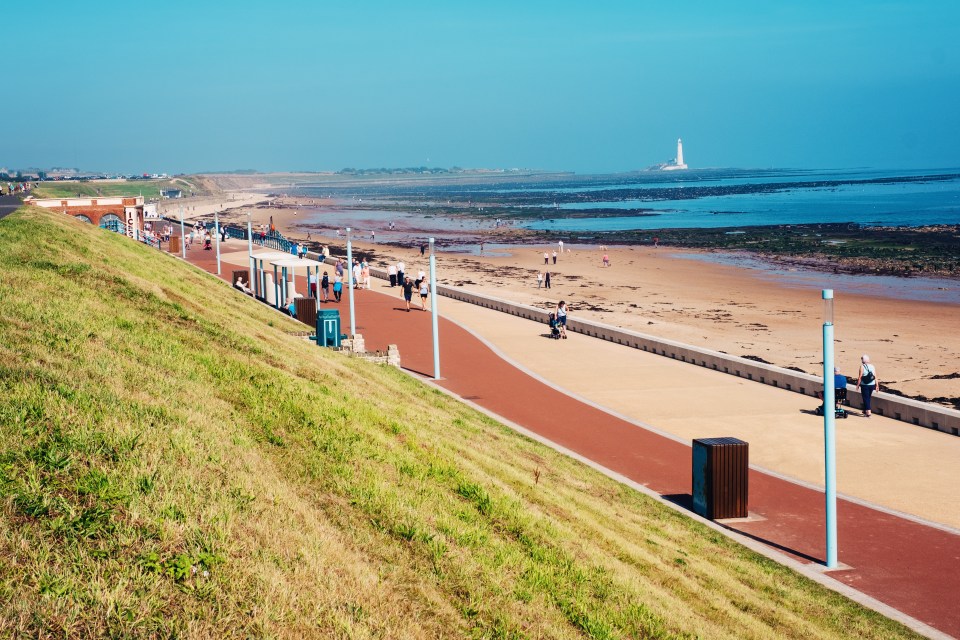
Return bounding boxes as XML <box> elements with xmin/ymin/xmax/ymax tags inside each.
<box><xmin>0</xmin><ymin>206</ymin><xmax>924</xmax><ymax>639</ymax></box>
<box><xmin>31</xmin><ymin>177</ymin><xmax>207</xmax><ymax>200</ymax></box>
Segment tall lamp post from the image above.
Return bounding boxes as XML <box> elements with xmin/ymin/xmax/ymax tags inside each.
<box><xmin>429</xmin><ymin>237</ymin><xmax>440</xmax><ymax>379</ymax></box>
<box><xmin>214</xmin><ymin>209</ymin><xmax>221</xmax><ymax>275</ymax></box>
<box><xmin>247</xmin><ymin>211</ymin><xmax>255</xmax><ymax>297</ymax></box>
<box><xmin>346</xmin><ymin>227</ymin><xmax>356</xmax><ymax>337</ymax></box>
<box><xmin>822</xmin><ymin>289</ymin><xmax>838</xmax><ymax>568</ymax></box>
<box><xmin>179</xmin><ymin>204</ymin><xmax>186</xmax><ymax>259</ymax></box>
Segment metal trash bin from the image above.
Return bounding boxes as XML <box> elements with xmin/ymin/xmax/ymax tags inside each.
<box><xmin>316</xmin><ymin>308</ymin><xmax>343</xmax><ymax>348</ymax></box>
<box><xmin>294</xmin><ymin>297</ymin><xmax>317</xmax><ymax>328</ymax></box>
<box><xmin>692</xmin><ymin>437</ymin><xmax>748</xmax><ymax>520</ymax></box>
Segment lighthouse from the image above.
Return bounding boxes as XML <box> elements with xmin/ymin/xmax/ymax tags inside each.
<box><xmin>661</xmin><ymin>137</ymin><xmax>689</xmax><ymax>170</ymax></box>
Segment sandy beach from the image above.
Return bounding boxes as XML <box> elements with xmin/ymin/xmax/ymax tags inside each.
<box><xmin>211</xmin><ymin>195</ymin><xmax>959</xmax><ymax>408</ymax></box>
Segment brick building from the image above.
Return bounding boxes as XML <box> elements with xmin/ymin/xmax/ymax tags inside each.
<box><xmin>27</xmin><ymin>196</ymin><xmax>145</xmax><ymax>238</ymax></box>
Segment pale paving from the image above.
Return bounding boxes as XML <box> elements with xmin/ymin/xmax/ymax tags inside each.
<box><xmin>435</xmin><ymin>294</ymin><xmax>960</xmax><ymax>532</ymax></box>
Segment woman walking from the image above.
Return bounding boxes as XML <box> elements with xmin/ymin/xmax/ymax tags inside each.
<box><xmin>556</xmin><ymin>301</ymin><xmax>567</xmax><ymax>339</ymax></box>
<box><xmin>856</xmin><ymin>354</ymin><xmax>879</xmax><ymax>418</ymax></box>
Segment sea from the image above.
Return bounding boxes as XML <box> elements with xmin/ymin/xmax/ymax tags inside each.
<box><xmin>517</xmin><ymin>168</ymin><xmax>960</xmax><ymax>232</ymax></box>
<box><xmin>289</xmin><ymin>168</ymin><xmax>960</xmax><ymax>303</ymax></box>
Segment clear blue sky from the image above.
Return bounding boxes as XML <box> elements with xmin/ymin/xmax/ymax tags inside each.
<box><xmin>4</xmin><ymin>1</ymin><xmax>959</xmax><ymax>174</ymax></box>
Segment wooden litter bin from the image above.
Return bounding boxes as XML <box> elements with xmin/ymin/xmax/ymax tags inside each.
<box><xmin>692</xmin><ymin>437</ymin><xmax>748</xmax><ymax>520</ymax></box>
<box><xmin>294</xmin><ymin>297</ymin><xmax>317</xmax><ymax>328</ymax></box>
<box><xmin>169</xmin><ymin>236</ymin><xmax>181</xmax><ymax>254</ymax></box>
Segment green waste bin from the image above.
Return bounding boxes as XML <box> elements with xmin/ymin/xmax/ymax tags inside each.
<box><xmin>316</xmin><ymin>308</ymin><xmax>343</xmax><ymax>347</ymax></box>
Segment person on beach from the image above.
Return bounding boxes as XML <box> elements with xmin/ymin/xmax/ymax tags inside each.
<box><xmin>543</xmin><ymin>251</ymin><xmax>549</xmax><ymax>265</ymax></box>
<box><xmin>419</xmin><ymin>279</ymin><xmax>429</xmax><ymax>310</ymax></box>
<box><xmin>420</xmin><ymin>244</ymin><xmax>426</xmax><ymax>257</ymax></box>
<box><xmin>653</xmin><ymin>236</ymin><xmax>660</xmax><ymax>248</ymax></box>
<box><xmin>602</xmin><ymin>254</ymin><xmax>610</xmax><ymax>267</ymax></box>
<box><xmin>545</xmin><ymin>271</ymin><xmax>551</xmax><ymax>289</ymax></box>
<box><xmin>552</xmin><ymin>250</ymin><xmax>557</xmax><ymax>264</ymax></box>
<box><xmin>856</xmin><ymin>355</ymin><xmax>879</xmax><ymax>418</ymax></box>
<box><xmin>332</xmin><ymin>275</ymin><xmax>343</xmax><ymax>302</ymax></box>
<box><xmin>555</xmin><ymin>301</ymin><xmax>568</xmax><ymax>338</ymax></box>
<box><xmin>388</xmin><ymin>263</ymin><xmax>398</xmax><ymax>287</ymax></box>
<box><xmin>321</xmin><ymin>271</ymin><xmax>330</xmax><ymax>302</ymax></box>
<box><xmin>537</xmin><ymin>272</ymin><xmax>543</xmax><ymax>289</ymax></box>
<box><xmin>402</xmin><ymin>277</ymin><xmax>414</xmax><ymax>311</ymax></box>
<box><xmin>558</xmin><ymin>240</ymin><xmax>564</xmax><ymax>253</ymax></box>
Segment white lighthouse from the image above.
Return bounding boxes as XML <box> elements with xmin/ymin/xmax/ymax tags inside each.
<box><xmin>660</xmin><ymin>137</ymin><xmax>688</xmax><ymax>171</ymax></box>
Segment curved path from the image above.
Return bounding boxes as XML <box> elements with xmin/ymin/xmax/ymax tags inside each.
<box><xmin>185</xmin><ymin>240</ymin><xmax>958</xmax><ymax>638</ymax></box>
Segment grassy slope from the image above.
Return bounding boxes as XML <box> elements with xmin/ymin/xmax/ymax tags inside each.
<box><xmin>0</xmin><ymin>207</ymin><xmax>920</xmax><ymax>639</ymax></box>
<box><xmin>30</xmin><ymin>177</ymin><xmax>209</xmax><ymax>200</ymax></box>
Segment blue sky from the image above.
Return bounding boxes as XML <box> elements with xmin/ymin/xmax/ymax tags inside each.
<box><xmin>4</xmin><ymin>1</ymin><xmax>959</xmax><ymax>173</ymax></box>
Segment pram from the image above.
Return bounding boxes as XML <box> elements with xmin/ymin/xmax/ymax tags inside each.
<box><xmin>815</xmin><ymin>386</ymin><xmax>848</xmax><ymax>418</ymax></box>
<box><xmin>548</xmin><ymin>313</ymin><xmax>561</xmax><ymax>339</ymax></box>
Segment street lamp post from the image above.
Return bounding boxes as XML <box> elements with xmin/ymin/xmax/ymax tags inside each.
<box><xmin>346</xmin><ymin>227</ymin><xmax>356</xmax><ymax>337</ymax></box>
<box><xmin>214</xmin><ymin>210</ymin><xmax>221</xmax><ymax>275</ymax></box>
<box><xmin>429</xmin><ymin>237</ymin><xmax>440</xmax><ymax>379</ymax></box>
<box><xmin>247</xmin><ymin>211</ymin><xmax>256</xmax><ymax>297</ymax></box>
<box><xmin>822</xmin><ymin>289</ymin><xmax>838</xmax><ymax>569</ymax></box>
<box><xmin>179</xmin><ymin>204</ymin><xmax>186</xmax><ymax>259</ymax></box>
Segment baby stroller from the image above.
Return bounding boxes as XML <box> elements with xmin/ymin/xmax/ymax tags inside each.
<box><xmin>548</xmin><ymin>313</ymin><xmax>561</xmax><ymax>339</ymax></box>
<box><xmin>815</xmin><ymin>386</ymin><xmax>848</xmax><ymax>419</ymax></box>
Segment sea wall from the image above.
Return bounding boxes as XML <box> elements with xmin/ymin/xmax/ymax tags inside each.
<box><xmin>348</xmin><ymin>259</ymin><xmax>960</xmax><ymax>437</ymax></box>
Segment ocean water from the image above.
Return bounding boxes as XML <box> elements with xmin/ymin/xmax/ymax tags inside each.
<box><xmin>522</xmin><ymin>168</ymin><xmax>960</xmax><ymax>231</ymax></box>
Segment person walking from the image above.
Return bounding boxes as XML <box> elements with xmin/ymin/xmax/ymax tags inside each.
<box><xmin>308</xmin><ymin>271</ymin><xmax>317</xmax><ymax>298</ymax></box>
<box><xmin>856</xmin><ymin>354</ymin><xmax>879</xmax><ymax>418</ymax></box>
<box><xmin>544</xmin><ymin>271</ymin><xmax>551</xmax><ymax>289</ymax></box>
<box><xmin>537</xmin><ymin>272</ymin><xmax>543</xmax><ymax>289</ymax></box>
<box><xmin>543</xmin><ymin>251</ymin><xmax>549</xmax><ymax>265</ymax></box>
<box><xmin>552</xmin><ymin>250</ymin><xmax>557</xmax><ymax>264</ymax></box>
<box><xmin>555</xmin><ymin>300</ymin><xmax>567</xmax><ymax>338</ymax></box>
<box><xmin>402</xmin><ymin>277</ymin><xmax>415</xmax><ymax>311</ymax></box>
<box><xmin>558</xmin><ymin>240</ymin><xmax>564</xmax><ymax>253</ymax></box>
<box><xmin>332</xmin><ymin>275</ymin><xmax>343</xmax><ymax>302</ymax></box>
<box><xmin>396</xmin><ymin>260</ymin><xmax>406</xmax><ymax>291</ymax></box>
<box><xmin>419</xmin><ymin>279</ymin><xmax>429</xmax><ymax>310</ymax></box>
<box><xmin>388</xmin><ymin>263</ymin><xmax>398</xmax><ymax>287</ymax></box>
<box><xmin>320</xmin><ymin>271</ymin><xmax>330</xmax><ymax>302</ymax></box>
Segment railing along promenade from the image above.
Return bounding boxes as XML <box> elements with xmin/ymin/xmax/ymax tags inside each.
<box><xmin>356</xmin><ymin>260</ymin><xmax>960</xmax><ymax>437</ymax></box>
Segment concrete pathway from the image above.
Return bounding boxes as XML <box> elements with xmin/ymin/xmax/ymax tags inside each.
<box><xmin>182</xmin><ymin>239</ymin><xmax>959</xmax><ymax>638</ymax></box>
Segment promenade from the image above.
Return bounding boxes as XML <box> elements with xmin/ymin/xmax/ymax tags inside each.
<box><xmin>184</xmin><ymin>238</ymin><xmax>959</xmax><ymax>639</ymax></box>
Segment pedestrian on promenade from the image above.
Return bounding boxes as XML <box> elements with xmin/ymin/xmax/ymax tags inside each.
<box><xmin>397</xmin><ymin>260</ymin><xmax>405</xmax><ymax>290</ymax></box>
<box><xmin>552</xmin><ymin>250</ymin><xmax>557</xmax><ymax>264</ymax></box>
<box><xmin>389</xmin><ymin>263</ymin><xmax>398</xmax><ymax>287</ymax></box>
<box><xmin>309</xmin><ymin>271</ymin><xmax>317</xmax><ymax>298</ymax></box>
<box><xmin>857</xmin><ymin>355</ymin><xmax>879</xmax><ymax>418</ymax></box>
<box><xmin>335</xmin><ymin>258</ymin><xmax>344</xmax><ymax>278</ymax></box>
<box><xmin>321</xmin><ymin>271</ymin><xmax>330</xmax><ymax>302</ymax></box>
<box><xmin>556</xmin><ymin>300</ymin><xmax>567</xmax><ymax>338</ymax></box>
<box><xmin>352</xmin><ymin>260</ymin><xmax>362</xmax><ymax>289</ymax></box>
<box><xmin>419</xmin><ymin>279</ymin><xmax>429</xmax><ymax>310</ymax></box>
<box><xmin>332</xmin><ymin>275</ymin><xmax>343</xmax><ymax>302</ymax></box>
<box><xmin>402</xmin><ymin>277</ymin><xmax>414</xmax><ymax>311</ymax></box>
<box><xmin>362</xmin><ymin>261</ymin><xmax>371</xmax><ymax>289</ymax></box>
<box><xmin>543</xmin><ymin>251</ymin><xmax>549</xmax><ymax>265</ymax></box>
<box><xmin>537</xmin><ymin>272</ymin><xmax>543</xmax><ymax>289</ymax></box>
<box><xmin>545</xmin><ymin>272</ymin><xmax>551</xmax><ymax>289</ymax></box>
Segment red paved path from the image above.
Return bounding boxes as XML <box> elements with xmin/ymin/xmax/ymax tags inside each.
<box><xmin>186</xmin><ymin>242</ymin><xmax>959</xmax><ymax>638</ymax></box>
